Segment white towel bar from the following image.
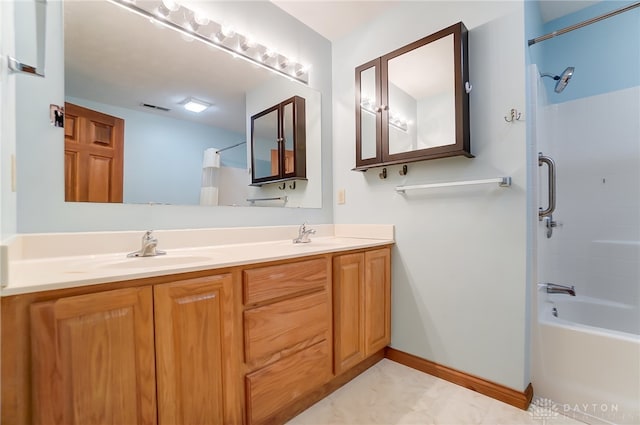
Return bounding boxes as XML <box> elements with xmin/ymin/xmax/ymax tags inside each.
<box><xmin>395</xmin><ymin>177</ymin><xmax>511</xmax><ymax>193</ymax></box>
<box><xmin>247</xmin><ymin>196</ymin><xmax>288</xmax><ymax>205</ymax></box>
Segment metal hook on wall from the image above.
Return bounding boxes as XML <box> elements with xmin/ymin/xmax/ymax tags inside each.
<box><xmin>504</xmin><ymin>108</ymin><xmax>522</xmax><ymax>123</ymax></box>
<box><xmin>289</xmin><ymin>181</ymin><xmax>296</xmax><ymax>190</ymax></box>
<box><xmin>278</xmin><ymin>182</ymin><xmax>286</xmax><ymax>190</ymax></box>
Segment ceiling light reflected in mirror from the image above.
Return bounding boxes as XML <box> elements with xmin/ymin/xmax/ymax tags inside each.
<box><xmin>182</xmin><ymin>97</ymin><xmax>211</xmax><ymax>113</ymax></box>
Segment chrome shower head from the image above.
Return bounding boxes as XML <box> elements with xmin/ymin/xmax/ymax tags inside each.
<box><xmin>541</xmin><ymin>66</ymin><xmax>575</xmax><ymax>93</ymax></box>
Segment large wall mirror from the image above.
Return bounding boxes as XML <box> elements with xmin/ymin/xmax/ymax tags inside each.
<box><xmin>63</xmin><ymin>0</ymin><xmax>322</xmax><ymax>208</ymax></box>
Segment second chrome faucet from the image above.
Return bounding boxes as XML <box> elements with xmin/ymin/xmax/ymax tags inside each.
<box><xmin>293</xmin><ymin>223</ymin><xmax>316</xmax><ymax>244</ymax></box>
<box><xmin>127</xmin><ymin>230</ymin><xmax>166</xmax><ymax>257</ymax></box>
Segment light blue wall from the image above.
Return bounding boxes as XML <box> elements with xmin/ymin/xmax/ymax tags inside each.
<box><xmin>532</xmin><ymin>1</ymin><xmax>640</xmax><ymax>103</ymax></box>
<box><xmin>333</xmin><ymin>1</ymin><xmax>529</xmax><ymax>391</ymax></box>
<box><xmin>66</xmin><ymin>97</ymin><xmax>244</xmax><ymax>205</ymax></box>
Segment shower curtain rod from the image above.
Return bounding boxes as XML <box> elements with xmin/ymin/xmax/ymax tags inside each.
<box><xmin>216</xmin><ymin>141</ymin><xmax>246</xmax><ymax>153</ymax></box>
<box><xmin>528</xmin><ymin>1</ymin><xmax>640</xmax><ymax>46</ymax></box>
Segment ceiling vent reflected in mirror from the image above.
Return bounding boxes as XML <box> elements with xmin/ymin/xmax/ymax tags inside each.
<box><xmin>141</xmin><ymin>103</ymin><xmax>171</xmax><ymax>112</ymax></box>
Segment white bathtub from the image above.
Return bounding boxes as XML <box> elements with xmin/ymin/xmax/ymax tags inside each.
<box><xmin>548</xmin><ymin>294</ymin><xmax>640</xmax><ymax>337</ymax></box>
<box><xmin>534</xmin><ymin>290</ymin><xmax>640</xmax><ymax>424</ymax></box>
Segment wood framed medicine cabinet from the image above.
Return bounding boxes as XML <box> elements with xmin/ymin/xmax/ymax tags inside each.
<box><xmin>354</xmin><ymin>22</ymin><xmax>471</xmax><ymax>171</ymax></box>
<box><xmin>251</xmin><ymin>96</ymin><xmax>306</xmax><ymax>186</ymax></box>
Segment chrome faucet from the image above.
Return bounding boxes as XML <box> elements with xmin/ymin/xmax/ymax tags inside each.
<box><xmin>127</xmin><ymin>230</ymin><xmax>166</xmax><ymax>257</ymax></box>
<box><xmin>293</xmin><ymin>223</ymin><xmax>316</xmax><ymax>244</ymax></box>
<box><xmin>545</xmin><ymin>283</ymin><xmax>576</xmax><ymax>296</ymax></box>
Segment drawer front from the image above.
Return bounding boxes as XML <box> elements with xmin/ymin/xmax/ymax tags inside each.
<box><xmin>244</xmin><ymin>291</ymin><xmax>329</xmax><ymax>368</ymax></box>
<box><xmin>245</xmin><ymin>340</ymin><xmax>331</xmax><ymax>425</ymax></box>
<box><xmin>243</xmin><ymin>258</ymin><xmax>328</xmax><ymax>305</ymax></box>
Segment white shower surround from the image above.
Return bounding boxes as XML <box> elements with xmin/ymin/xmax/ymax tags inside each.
<box><xmin>533</xmin><ymin>80</ymin><xmax>640</xmax><ymax>424</ymax></box>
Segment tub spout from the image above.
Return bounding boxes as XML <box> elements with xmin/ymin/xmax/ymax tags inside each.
<box><xmin>545</xmin><ymin>283</ymin><xmax>576</xmax><ymax>296</ymax></box>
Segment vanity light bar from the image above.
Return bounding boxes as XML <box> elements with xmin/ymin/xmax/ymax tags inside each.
<box><xmin>107</xmin><ymin>0</ymin><xmax>310</xmax><ymax>85</ymax></box>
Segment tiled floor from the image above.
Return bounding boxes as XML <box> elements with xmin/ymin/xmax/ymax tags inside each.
<box><xmin>287</xmin><ymin>359</ymin><xmax>586</xmax><ymax>425</ymax></box>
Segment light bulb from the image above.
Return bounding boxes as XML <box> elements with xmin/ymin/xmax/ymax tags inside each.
<box><xmin>260</xmin><ymin>49</ymin><xmax>276</xmax><ymax>62</ymax></box>
<box><xmin>240</xmin><ymin>36</ymin><xmax>256</xmax><ymax>51</ymax></box>
<box><xmin>159</xmin><ymin>0</ymin><xmax>179</xmax><ymax>13</ymax></box>
<box><xmin>162</xmin><ymin>0</ymin><xmax>179</xmax><ymax>11</ymax></box>
<box><xmin>294</xmin><ymin>64</ymin><xmax>309</xmax><ymax>77</ymax></box>
<box><xmin>194</xmin><ymin>12</ymin><xmax>209</xmax><ymax>26</ymax></box>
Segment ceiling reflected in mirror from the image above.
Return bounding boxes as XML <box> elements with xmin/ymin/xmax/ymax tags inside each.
<box><xmin>64</xmin><ymin>0</ymin><xmax>274</xmax><ymax>134</ymax></box>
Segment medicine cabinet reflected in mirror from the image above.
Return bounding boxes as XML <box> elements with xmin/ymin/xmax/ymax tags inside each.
<box><xmin>251</xmin><ymin>96</ymin><xmax>306</xmax><ymax>185</ymax></box>
<box><xmin>63</xmin><ymin>0</ymin><xmax>322</xmax><ymax>208</ymax></box>
<box><xmin>355</xmin><ymin>22</ymin><xmax>471</xmax><ymax>171</ymax></box>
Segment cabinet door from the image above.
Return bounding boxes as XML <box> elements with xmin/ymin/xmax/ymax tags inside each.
<box><xmin>30</xmin><ymin>287</ymin><xmax>156</xmax><ymax>425</ymax></box>
<box><xmin>154</xmin><ymin>274</ymin><xmax>241</xmax><ymax>425</ymax></box>
<box><xmin>333</xmin><ymin>252</ymin><xmax>366</xmax><ymax>374</ymax></box>
<box><xmin>355</xmin><ymin>58</ymin><xmax>382</xmax><ymax>168</ymax></box>
<box><xmin>364</xmin><ymin>248</ymin><xmax>391</xmax><ymax>355</ymax></box>
<box><xmin>251</xmin><ymin>106</ymin><xmax>280</xmax><ymax>182</ymax></box>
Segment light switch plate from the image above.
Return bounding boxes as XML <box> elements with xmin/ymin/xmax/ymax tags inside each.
<box><xmin>337</xmin><ymin>189</ymin><xmax>345</xmax><ymax>204</ymax></box>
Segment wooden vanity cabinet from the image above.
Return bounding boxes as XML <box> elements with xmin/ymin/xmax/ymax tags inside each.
<box><xmin>333</xmin><ymin>247</ymin><xmax>391</xmax><ymax>375</ymax></box>
<box><xmin>243</xmin><ymin>257</ymin><xmax>332</xmax><ymax>425</ymax></box>
<box><xmin>154</xmin><ymin>274</ymin><xmax>242</xmax><ymax>425</ymax></box>
<box><xmin>28</xmin><ymin>273</ymin><xmax>241</xmax><ymax>425</ymax></box>
<box><xmin>4</xmin><ymin>246</ymin><xmax>392</xmax><ymax>425</ymax></box>
<box><xmin>30</xmin><ymin>286</ymin><xmax>157</xmax><ymax>425</ymax></box>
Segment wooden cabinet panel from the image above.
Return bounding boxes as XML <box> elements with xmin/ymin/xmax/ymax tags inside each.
<box><xmin>30</xmin><ymin>287</ymin><xmax>156</xmax><ymax>425</ymax></box>
<box><xmin>245</xmin><ymin>340</ymin><xmax>331</xmax><ymax>425</ymax></box>
<box><xmin>243</xmin><ymin>258</ymin><xmax>328</xmax><ymax>305</ymax></box>
<box><xmin>333</xmin><ymin>247</ymin><xmax>391</xmax><ymax>373</ymax></box>
<box><xmin>332</xmin><ymin>253</ymin><xmax>366</xmax><ymax>374</ymax></box>
<box><xmin>244</xmin><ymin>291</ymin><xmax>329</xmax><ymax>368</ymax></box>
<box><xmin>365</xmin><ymin>248</ymin><xmax>392</xmax><ymax>355</ymax></box>
<box><xmin>154</xmin><ymin>274</ymin><xmax>241</xmax><ymax>425</ymax></box>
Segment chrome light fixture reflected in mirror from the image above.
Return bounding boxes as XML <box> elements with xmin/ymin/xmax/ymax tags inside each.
<box><xmin>107</xmin><ymin>0</ymin><xmax>310</xmax><ymax>84</ymax></box>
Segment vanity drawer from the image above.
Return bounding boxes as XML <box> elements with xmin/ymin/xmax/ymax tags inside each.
<box><xmin>243</xmin><ymin>258</ymin><xmax>328</xmax><ymax>305</ymax></box>
<box><xmin>244</xmin><ymin>291</ymin><xmax>330</xmax><ymax>368</ymax></box>
<box><xmin>245</xmin><ymin>340</ymin><xmax>331</xmax><ymax>425</ymax></box>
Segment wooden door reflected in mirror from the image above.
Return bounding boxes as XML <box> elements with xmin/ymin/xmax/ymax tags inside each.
<box><xmin>64</xmin><ymin>102</ymin><xmax>124</xmax><ymax>202</ymax></box>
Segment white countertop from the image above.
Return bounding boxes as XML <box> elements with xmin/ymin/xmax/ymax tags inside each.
<box><xmin>1</xmin><ymin>225</ymin><xmax>394</xmax><ymax>296</ymax></box>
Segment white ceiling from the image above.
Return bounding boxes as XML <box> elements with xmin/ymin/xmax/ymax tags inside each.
<box><xmin>271</xmin><ymin>1</ymin><xmax>399</xmax><ymax>41</ymax></box>
<box><xmin>271</xmin><ymin>1</ymin><xmax>601</xmax><ymax>41</ymax></box>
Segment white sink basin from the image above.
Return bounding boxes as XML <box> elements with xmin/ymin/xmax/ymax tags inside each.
<box><xmin>99</xmin><ymin>255</ymin><xmax>213</xmax><ymax>269</ymax></box>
